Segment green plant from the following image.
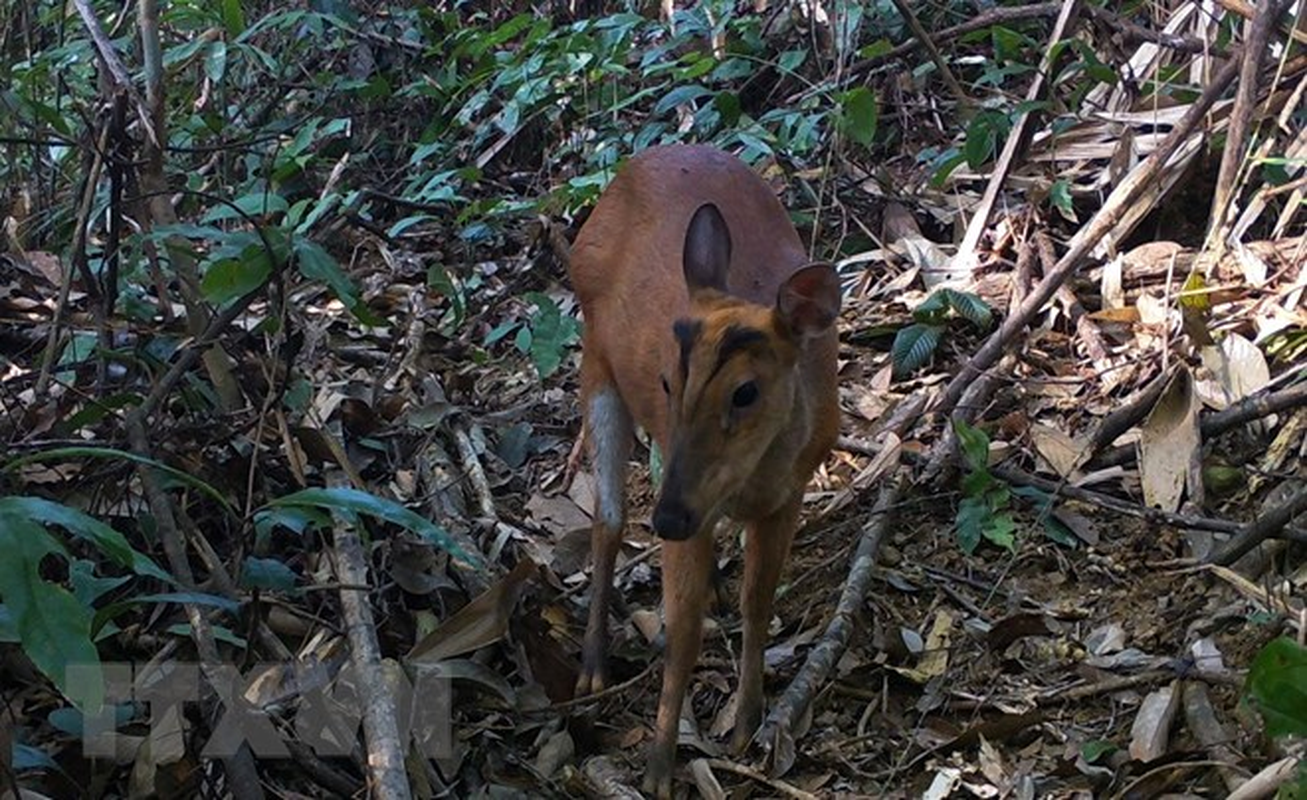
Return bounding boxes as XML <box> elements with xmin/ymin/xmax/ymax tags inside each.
<box><xmin>484</xmin><ymin>292</ymin><xmax>581</xmax><ymax>379</ymax></box>
<box><xmin>0</xmin><ymin>496</ymin><xmax>171</xmax><ymax>711</ymax></box>
<box><xmin>892</xmin><ymin>288</ymin><xmax>993</xmax><ymax>379</ymax></box>
<box><xmin>1246</xmin><ymin>636</ymin><xmax>1307</xmax><ymax>738</ymax></box>
<box><xmin>952</xmin><ymin>418</ymin><xmax>1016</xmax><ymax>554</ymax></box>
<box><xmin>1245</xmin><ymin>636</ymin><xmax>1307</xmax><ymax>796</ymax></box>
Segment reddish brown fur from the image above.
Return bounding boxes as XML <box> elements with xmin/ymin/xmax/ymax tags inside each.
<box><xmin>567</xmin><ymin>144</ymin><xmax>839</xmax><ymax>797</ymax></box>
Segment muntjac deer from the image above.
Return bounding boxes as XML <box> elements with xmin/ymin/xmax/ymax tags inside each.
<box><xmin>567</xmin><ymin>144</ymin><xmax>840</xmax><ymax>797</ymax></box>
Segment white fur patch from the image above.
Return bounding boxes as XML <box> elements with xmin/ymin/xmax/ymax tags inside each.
<box><xmin>587</xmin><ymin>389</ymin><xmax>631</xmax><ymax>531</ymax></box>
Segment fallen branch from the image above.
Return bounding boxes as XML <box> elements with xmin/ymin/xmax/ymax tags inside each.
<box><xmin>701</xmin><ymin>758</ymin><xmax>819</xmax><ymax>800</ymax></box>
<box><xmin>330</xmin><ymin>503</ymin><xmax>412</xmax><ymax>800</ymax></box>
<box><xmin>1210</xmin><ymin>0</ymin><xmax>1282</xmax><ymax>239</ymax></box>
<box><xmin>756</xmin><ymin>480</ymin><xmax>899</xmax><ymax>775</ymax></box>
<box><xmin>937</xmin><ymin>53</ymin><xmax>1244</xmax><ymax>419</ymax></box>
<box><xmin>952</xmin><ymin>0</ymin><xmax>1083</xmax><ymax>278</ymax></box>
<box><xmin>1090</xmin><ymin>379</ymin><xmax>1307</xmax><ymax>469</ymax></box>
<box><xmin>1208</xmin><ymin>487</ymin><xmax>1307</xmax><ymax>566</ymax></box>
<box><xmin>992</xmin><ymin>464</ymin><xmax>1244</xmax><ymax>535</ymax></box>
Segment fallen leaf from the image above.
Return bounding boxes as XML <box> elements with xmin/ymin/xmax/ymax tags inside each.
<box><xmin>1138</xmin><ymin>366</ymin><xmax>1198</xmax><ymax>512</ymax></box>
<box><xmin>409</xmin><ymin>559</ymin><xmax>537</xmax><ymax>662</ymax></box>
<box><xmin>1029</xmin><ymin>423</ymin><xmax>1087</xmax><ymax>477</ymax></box>
<box><xmin>1128</xmin><ymin>681</ymin><xmax>1181</xmax><ymax>762</ymax></box>
<box><xmin>1199</xmin><ymin>332</ymin><xmax>1270</xmax><ymax>410</ymax></box>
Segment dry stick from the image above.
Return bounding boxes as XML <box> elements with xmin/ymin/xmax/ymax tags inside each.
<box><xmin>701</xmin><ymin>758</ymin><xmax>819</xmax><ymax>800</ymax></box>
<box><xmin>1086</xmin><ymin>369</ymin><xmax>1170</xmax><ymax>455</ymax></box>
<box><xmin>1082</xmin><ymin>5</ymin><xmax>1226</xmax><ymax>55</ymax></box>
<box><xmin>1227</xmin><ymin>757</ymin><xmax>1305</xmax><ymax>800</ymax></box>
<box><xmin>1089</xmin><ymin>379</ymin><xmax>1307</xmax><ymax>469</ymax></box>
<box><xmin>834</xmin><ymin>3</ymin><xmax>1062</xmax><ymax>92</ymax></box>
<box><xmin>992</xmin><ymin>464</ymin><xmax>1246</xmax><ymax>535</ymax></box>
<box><xmin>330</xmin><ymin>512</ymin><xmax>412</xmax><ymax>800</ymax></box>
<box><xmin>34</xmin><ymin>124</ymin><xmax>107</xmax><ymax>397</ymax></box>
<box><xmin>886</xmin><ymin>0</ymin><xmax>970</xmax><ymax>109</ymax></box>
<box><xmin>1210</xmin><ymin>0</ymin><xmax>1281</xmax><ymax>240</ymax></box>
<box><xmin>124</xmin><ymin>414</ymin><xmax>266</xmax><ymax>800</ymax></box>
<box><xmin>756</xmin><ymin>481</ymin><xmax>899</xmax><ymax>772</ymax></box>
<box><xmin>936</xmin><ymin>55</ymin><xmax>1244</xmax><ymax>418</ymax></box>
<box><xmin>952</xmin><ymin>0</ymin><xmax>1083</xmax><ymax>277</ymax></box>
<box><xmin>68</xmin><ymin>0</ymin><xmax>156</xmax><ymax>146</ymax></box>
<box><xmin>1208</xmin><ymin>487</ymin><xmax>1307</xmax><ymax>565</ymax></box>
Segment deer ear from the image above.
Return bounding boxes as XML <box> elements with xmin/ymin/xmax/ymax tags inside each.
<box><xmin>776</xmin><ymin>264</ymin><xmax>840</xmax><ymax>338</ymax></box>
<box><xmin>683</xmin><ymin>203</ymin><xmax>731</xmax><ymax>295</ymax></box>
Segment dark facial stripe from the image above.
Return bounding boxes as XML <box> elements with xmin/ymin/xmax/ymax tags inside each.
<box><xmin>673</xmin><ymin>318</ymin><xmax>702</xmax><ymax>381</ymax></box>
<box><xmin>713</xmin><ymin>324</ymin><xmax>768</xmax><ymax>375</ymax></box>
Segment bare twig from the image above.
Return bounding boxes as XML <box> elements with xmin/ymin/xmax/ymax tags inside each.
<box><xmin>329</xmin><ymin>503</ymin><xmax>412</xmax><ymax>800</ymax></box>
<box><xmin>1090</xmin><ymin>379</ymin><xmax>1307</xmax><ymax>469</ymax></box>
<box><xmin>1225</xmin><ymin>757</ymin><xmax>1302</xmax><ymax>800</ymax></box>
<box><xmin>756</xmin><ymin>481</ymin><xmax>899</xmax><ymax>774</ymax></box>
<box><xmin>886</xmin><ymin>0</ymin><xmax>970</xmax><ymax>109</ymax></box>
<box><xmin>1208</xmin><ymin>487</ymin><xmax>1307</xmax><ymax>566</ymax></box>
<box><xmin>701</xmin><ymin>758</ymin><xmax>820</xmax><ymax>800</ymax></box>
<box><xmin>1210</xmin><ymin>0</ymin><xmax>1282</xmax><ymax>240</ymax></box>
<box><xmin>951</xmin><ymin>0</ymin><xmax>1083</xmax><ymax>278</ymax></box>
<box><xmin>936</xmin><ymin>55</ymin><xmax>1244</xmax><ymax>418</ymax></box>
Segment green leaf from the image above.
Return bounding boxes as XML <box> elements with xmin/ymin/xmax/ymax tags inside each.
<box><xmin>201</xmin><ymin>191</ymin><xmax>289</xmax><ymax>223</ymax></box>
<box><xmin>778</xmin><ymin>49</ymin><xmax>806</xmax><ymax>73</ymax></box>
<box><xmin>296</xmin><ymin>239</ymin><xmax>382</xmax><ymax>325</ymax></box>
<box><xmin>955</xmin><ymin>496</ymin><xmax>986</xmax><ymax>555</ymax></box>
<box><xmin>2</xmin><ymin>447</ymin><xmax>234</xmax><ymax>524</ymax></box>
<box><xmin>204</xmin><ymin>40</ymin><xmax>228</xmax><ymax>83</ymax></box>
<box><xmin>1080</xmin><ymin>740</ymin><xmax>1116</xmax><ymax>763</ymax></box>
<box><xmin>240</xmin><ymin>557</ymin><xmax>299</xmax><ymax>592</ymax></box>
<box><xmin>202</xmin><ymin>256</ymin><xmax>271</xmax><ymax>305</ymax></box>
<box><xmin>654</xmin><ymin>84</ymin><xmax>713</xmax><ymax>115</ymax></box>
<box><xmin>1050</xmin><ymin>178</ymin><xmax>1075</xmax><ymax>221</ymax></box>
<box><xmin>940</xmin><ymin>288</ymin><xmax>993</xmax><ymax>328</ymax></box>
<box><xmin>952</xmin><ymin>417</ymin><xmax>990</xmax><ymax>473</ymax></box>
<box><xmin>0</xmin><ymin>604</ymin><xmax>15</xmax><ymax>641</ymax></box>
<box><xmin>840</xmin><ymin>86</ymin><xmax>878</xmax><ymax>148</ymax></box>
<box><xmin>69</xmin><ymin>560</ymin><xmax>132</xmax><ymax>606</ymax></box>
<box><xmin>220</xmin><ymin>0</ymin><xmax>246</xmax><ymax>35</ymax></box>
<box><xmin>522</xmin><ymin>293</ymin><xmax>579</xmax><ymax>378</ymax></box>
<box><xmin>963</xmin><ymin>113</ymin><xmax>1000</xmax><ymax>169</ymax></box>
<box><xmin>0</xmin><ymin>496</ymin><xmax>169</xmax><ymax>581</ymax></box>
<box><xmin>914</xmin><ymin>289</ymin><xmax>951</xmax><ymax>321</ymax></box>
<box><xmin>983</xmin><ymin>511</ymin><xmax>1017</xmax><ymax>550</ymax></box>
<box><xmin>268</xmin><ymin>488</ymin><xmax>482</xmax><ymax>567</ymax></box>
<box><xmin>960</xmin><ymin>468</ymin><xmax>993</xmax><ymax>498</ymax></box>
<box><xmin>890</xmin><ymin>323</ymin><xmax>942</xmax><ymax>378</ymax></box>
<box><xmin>1246</xmin><ymin>637</ymin><xmax>1307</xmax><ymax>738</ymax></box>
<box><xmin>0</xmin><ymin>511</ymin><xmax>102</xmax><ymax>711</ymax></box>
<box><xmin>1040</xmin><ymin>515</ymin><xmax>1079</xmax><ymax>548</ymax></box>
<box><xmin>714</xmin><ymin>91</ymin><xmax>742</xmax><ymax>127</ymax></box>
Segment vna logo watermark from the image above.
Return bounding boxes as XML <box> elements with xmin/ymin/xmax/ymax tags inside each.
<box><xmin>66</xmin><ymin>659</ymin><xmax>453</xmax><ymax>760</ymax></box>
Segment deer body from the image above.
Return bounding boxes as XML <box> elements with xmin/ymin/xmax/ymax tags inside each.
<box><xmin>567</xmin><ymin>144</ymin><xmax>840</xmax><ymax>797</ymax></box>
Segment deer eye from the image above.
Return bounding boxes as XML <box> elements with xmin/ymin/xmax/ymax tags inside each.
<box><xmin>661</xmin><ymin>376</ymin><xmax>670</xmax><ymax>395</ymax></box>
<box><xmin>732</xmin><ymin>381</ymin><xmax>758</xmax><ymax>408</ymax></box>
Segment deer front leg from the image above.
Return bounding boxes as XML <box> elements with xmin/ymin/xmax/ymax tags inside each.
<box><xmin>644</xmin><ymin>531</ymin><xmax>713</xmax><ymax>798</ymax></box>
<box><xmin>732</xmin><ymin>495</ymin><xmax>801</xmax><ymax>753</ymax></box>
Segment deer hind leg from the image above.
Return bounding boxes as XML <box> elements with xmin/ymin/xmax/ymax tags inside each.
<box><xmin>575</xmin><ymin>362</ymin><xmax>633</xmax><ymax>696</ymax></box>
<box><xmin>732</xmin><ymin>494</ymin><xmax>802</xmax><ymax>753</ymax></box>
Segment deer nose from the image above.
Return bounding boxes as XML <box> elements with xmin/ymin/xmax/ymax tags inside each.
<box><xmin>652</xmin><ymin>496</ymin><xmax>698</xmax><ymax>541</ymax></box>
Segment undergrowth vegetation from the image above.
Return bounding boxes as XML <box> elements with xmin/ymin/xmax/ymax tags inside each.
<box><xmin>2</xmin><ymin>0</ymin><xmax>1305</xmax><ymax>796</ymax></box>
